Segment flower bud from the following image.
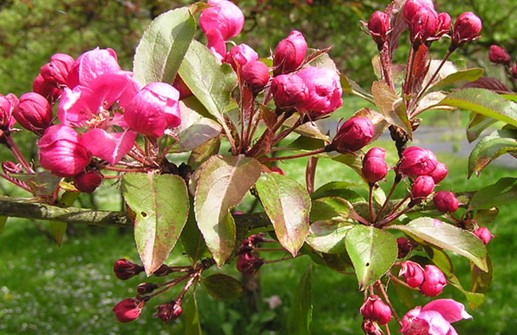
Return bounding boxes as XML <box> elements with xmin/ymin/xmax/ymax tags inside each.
<box><xmin>153</xmin><ymin>264</ymin><xmax>173</xmax><ymax>277</ymax></box>
<box><xmin>362</xmin><ymin>319</ymin><xmax>383</xmax><ymax>335</ymax></box>
<box><xmin>0</xmin><ymin>93</ymin><xmax>18</xmax><ymax>130</ymax></box>
<box><xmin>330</xmin><ymin>117</ymin><xmax>374</xmax><ymax>154</ymax></box>
<box><xmin>397</xmin><ymin>237</ymin><xmax>415</xmax><ymax>259</ymax></box>
<box><xmin>236</xmin><ymin>252</ymin><xmax>264</xmax><ymax>274</ymax></box>
<box><xmin>13</xmin><ymin>92</ymin><xmax>53</xmax><ymax>135</ymax></box>
<box><xmin>434</xmin><ymin>12</ymin><xmax>452</xmax><ymax>38</ymax></box>
<box><xmin>241</xmin><ymin>60</ymin><xmax>270</xmax><ymax>94</ymax></box>
<box><xmin>451</xmin><ymin>12</ymin><xmax>482</xmax><ymax>48</ymax></box>
<box><xmin>136</xmin><ymin>282</ymin><xmax>159</xmax><ymax>295</ymax></box>
<box><xmin>411</xmin><ymin>175</ymin><xmax>435</xmax><ymax>199</ymax></box>
<box><xmin>172</xmin><ymin>75</ymin><xmax>192</xmax><ymax>100</ymax></box>
<box><xmin>512</xmin><ymin>64</ymin><xmax>517</xmax><ymax>80</ymax></box>
<box><xmin>399</xmin><ymin>261</ymin><xmax>425</xmax><ymax>288</ymax></box>
<box><xmin>398</xmin><ymin>146</ymin><xmax>438</xmax><ymax>177</ymax></box>
<box><xmin>403</xmin><ymin>0</ymin><xmax>438</xmax><ymax>44</ymax></box>
<box><xmin>296</xmin><ymin>67</ymin><xmax>343</xmax><ymax>117</ymax></box>
<box><xmin>362</xmin><ymin>147</ymin><xmax>388</xmax><ymax>183</ymax></box>
<box><xmin>420</xmin><ymin>265</ymin><xmax>447</xmax><ymax>297</ymax></box>
<box><xmin>156</xmin><ymin>300</ymin><xmax>183</xmax><ymax>322</ymax></box>
<box><xmin>125</xmin><ymin>82</ymin><xmax>181</xmax><ymax>138</ymax></box>
<box><xmin>473</xmin><ymin>227</ymin><xmax>494</xmax><ymax>245</ymax></box>
<box><xmin>368</xmin><ymin>11</ymin><xmax>391</xmax><ymax>46</ymax></box>
<box><xmin>273</xmin><ymin>30</ymin><xmax>307</xmax><ymax>75</ymax></box>
<box><xmin>488</xmin><ymin>45</ymin><xmax>512</xmax><ymax>65</ymax></box>
<box><xmin>40</xmin><ymin>53</ymin><xmax>74</xmax><ymax>86</ymax></box>
<box><xmin>32</xmin><ymin>73</ymin><xmax>61</xmax><ymax>102</ymax></box>
<box><xmin>112</xmin><ymin>298</ymin><xmax>144</xmax><ymax>323</ymax></box>
<box><xmin>360</xmin><ymin>295</ymin><xmax>392</xmax><ymax>325</ymax></box>
<box><xmin>271</xmin><ymin>73</ymin><xmax>309</xmax><ymax>110</ymax></box>
<box><xmin>433</xmin><ymin>190</ymin><xmax>459</xmax><ymax>213</ymax></box>
<box><xmin>224</xmin><ymin>43</ymin><xmax>259</xmax><ymax>71</ymax></box>
<box><xmin>74</xmin><ymin>170</ymin><xmax>103</xmax><ymax>193</ymax></box>
<box><xmin>113</xmin><ymin>258</ymin><xmax>144</xmax><ymax>280</ymax></box>
<box><xmin>429</xmin><ymin>162</ymin><xmax>448</xmax><ymax>184</ymax></box>
<box><xmin>38</xmin><ymin>125</ymin><xmax>91</xmax><ymax>177</ymax></box>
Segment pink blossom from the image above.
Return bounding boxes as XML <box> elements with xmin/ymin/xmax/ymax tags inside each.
<box><xmin>296</xmin><ymin>66</ymin><xmax>342</xmax><ymax>117</ymax></box>
<box><xmin>360</xmin><ymin>295</ymin><xmax>392</xmax><ymax>325</ymax></box>
<box><xmin>489</xmin><ymin>45</ymin><xmax>512</xmax><ymax>65</ymax></box>
<box><xmin>273</xmin><ymin>30</ymin><xmax>307</xmax><ymax>75</ymax></box>
<box><xmin>420</xmin><ymin>265</ymin><xmax>447</xmax><ymax>297</ymax></box>
<box><xmin>241</xmin><ymin>60</ymin><xmax>270</xmax><ymax>94</ymax></box>
<box><xmin>38</xmin><ymin>125</ymin><xmax>91</xmax><ymax>177</ymax></box>
<box><xmin>13</xmin><ymin>92</ymin><xmax>53</xmax><ymax>134</ymax></box>
<box><xmin>82</xmin><ymin>128</ymin><xmax>137</xmax><ymax>165</ymax></box>
<box><xmin>74</xmin><ymin>170</ymin><xmax>103</xmax><ymax>193</ymax></box>
<box><xmin>124</xmin><ymin>82</ymin><xmax>181</xmax><ymax>137</ymax></box>
<box><xmin>401</xmin><ymin>299</ymin><xmax>472</xmax><ymax>335</ymax></box>
<box><xmin>362</xmin><ymin>147</ymin><xmax>388</xmax><ymax>183</ymax></box>
<box><xmin>368</xmin><ymin>11</ymin><xmax>391</xmax><ymax>46</ymax></box>
<box><xmin>411</xmin><ymin>175</ymin><xmax>435</xmax><ymax>199</ymax></box>
<box><xmin>451</xmin><ymin>12</ymin><xmax>482</xmax><ymax>47</ymax></box>
<box><xmin>0</xmin><ymin>93</ymin><xmax>19</xmax><ymax>130</ymax></box>
<box><xmin>200</xmin><ymin>0</ymin><xmax>245</xmax><ymax>58</ymax></box>
<box><xmin>66</xmin><ymin>48</ymin><xmax>121</xmax><ymax>88</ymax></box>
<box><xmin>271</xmin><ymin>73</ymin><xmax>309</xmax><ymax>110</ymax></box>
<box><xmin>224</xmin><ymin>43</ymin><xmax>259</xmax><ymax>71</ymax></box>
<box><xmin>433</xmin><ymin>191</ymin><xmax>459</xmax><ymax>213</ymax></box>
<box><xmin>398</xmin><ymin>146</ymin><xmax>438</xmax><ymax>177</ymax></box>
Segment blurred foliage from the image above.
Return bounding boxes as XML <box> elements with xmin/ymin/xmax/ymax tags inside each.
<box><xmin>0</xmin><ymin>0</ymin><xmax>516</xmax><ymax>96</ymax></box>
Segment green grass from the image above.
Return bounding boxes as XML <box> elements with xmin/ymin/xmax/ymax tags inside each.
<box><xmin>0</xmin><ymin>142</ymin><xmax>516</xmax><ymax>334</ymax></box>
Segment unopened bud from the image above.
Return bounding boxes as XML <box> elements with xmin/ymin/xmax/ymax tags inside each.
<box><xmin>368</xmin><ymin>11</ymin><xmax>391</xmax><ymax>46</ymax></box>
<box><xmin>330</xmin><ymin>117</ymin><xmax>374</xmax><ymax>153</ymax></box>
<box><xmin>399</xmin><ymin>261</ymin><xmax>425</xmax><ymax>288</ymax></box>
<box><xmin>398</xmin><ymin>146</ymin><xmax>438</xmax><ymax>177</ymax></box>
<box><xmin>271</xmin><ymin>73</ymin><xmax>309</xmax><ymax>110</ymax></box>
<box><xmin>434</xmin><ymin>12</ymin><xmax>452</xmax><ymax>38</ymax></box>
<box><xmin>74</xmin><ymin>170</ymin><xmax>103</xmax><ymax>193</ymax></box>
<box><xmin>420</xmin><ymin>265</ymin><xmax>447</xmax><ymax>297</ymax></box>
<box><xmin>429</xmin><ymin>162</ymin><xmax>448</xmax><ymax>184</ymax></box>
<box><xmin>113</xmin><ymin>258</ymin><xmax>144</xmax><ymax>280</ymax></box>
<box><xmin>13</xmin><ymin>92</ymin><xmax>53</xmax><ymax>135</ymax></box>
<box><xmin>488</xmin><ymin>45</ymin><xmax>512</xmax><ymax>65</ymax></box>
<box><xmin>473</xmin><ymin>227</ymin><xmax>494</xmax><ymax>245</ymax></box>
<box><xmin>112</xmin><ymin>298</ymin><xmax>144</xmax><ymax>323</ymax></box>
<box><xmin>273</xmin><ymin>30</ymin><xmax>307</xmax><ymax>76</ymax></box>
<box><xmin>451</xmin><ymin>12</ymin><xmax>482</xmax><ymax>48</ymax></box>
<box><xmin>153</xmin><ymin>263</ymin><xmax>173</xmax><ymax>277</ymax></box>
<box><xmin>403</xmin><ymin>0</ymin><xmax>438</xmax><ymax>45</ymax></box>
<box><xmin>411</xmin><ymin>175</ymin><xmax>435</xmax><ymax>199</ymax></box>
<box><xmin>136</xmin><ymin>282</ymin><xmax>159</xmax><ymax>295</ymax></box>
<box><xmin>0</xmin><ymin>93</ymin><xmax>18</xmax><ymax>130</ymax></box>
<box><xmin>360</xmin><ymin>295</ymin><xmax>392</xmax><ymax>325</ymax></box>
<box><xmin>397</xmin><ymin>237</ymin><xmax>415</xmax><ymax>259</ymax></box>
<box><xmin>40</xmin><ymin>53</ymin><xmax>74</xmax><ymax>86</ymax></box>
<box><xmin>2</xmin><ymin>161</ymin><xmax>23</xmax><ymax>174</ymax></box>
<box><xmin>156</xmin><ymin>300</ymin><xmax>183</xmax><ymax>322</ymax></box>
<box><xmin>225</xmin><ymin>43</ymin><xmax>259</xmax><ymax>71</ymax></box>
<box><xmin>241</xmin><ymin>60</ymin><xmax>270</xmax><ymax>94</ymax></box>
<box><xmin>362</xmin><ymin>147</ymin><xmax>388</xmax><ymax>183</ymax></box>
<box><xmin>362</xmin><ymin>319</ymin><xmax>384</xmax><ymax>335</ymax></box>
<box><xmin>433</xmin><ymin>190</ymin><xmax>459</xmax><ymax>213</ymax></box>
<box><xmin>236</xmin><ymin>252</ymin><xmax>264</xmax><ymax>274</ymax></box>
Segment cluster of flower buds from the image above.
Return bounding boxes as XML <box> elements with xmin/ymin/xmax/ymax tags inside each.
<box><xmin>399</xmin><ymin>261</ymin><xmax>447</xmax><ymax>297</ymax></box>
<box><xmin>236</xmin><ymin>234</ymin><xmax>265</xmax><ymax>274</ymax></box>
<box><xmin>488</xmin><ymin>44</ymin><xmax>517</xmax><ymax>82</ymax></box>
<box><xmin>360</xmin><ymin>295</ymin><xmax>392</xmax><ymax>325</ymax></box>
<box><xmin>156</xmin><ymin>300</ymin><xmax>183</xmax><ymax>322</ymax></box>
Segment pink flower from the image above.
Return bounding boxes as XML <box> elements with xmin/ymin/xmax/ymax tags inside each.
<box><xmin>399</xmin><ymin>261</ymin><xmax>425</xmax><ymax>288</ymax></box>
<box><xmin>368</xmin><ymin>11</ymin><xmax>391</xmax><ymax>46</ymax></box>
<box><xmin>273</xmin><ymin>30</ymin><xmax>308</xmax><ymax>75</ymax></box>
<box><xmin>296</xmin><ymin>66</ymin><xmax>342</xmax><ymax>117</ymax></box>
<box><xmin>411</xmin><ymin>175</ymin><xmax>435</xmax><ymax>199</ymax></box>
<box><xmin>403</xmin><ymin>0</ymin><xmax>438</xmax><ymax>44</ymax></box>
<box><xmin>473</xmin><ymin>227</ymin><xmax>494</xmax><ymax>245</ymax></box>
<box><xmin>362</xmin><ymin>147</ymin><xmax>388</xmax><ymax>183</ymax></box>
<box><xmin>489</xmin><ymin>45</ymin><xmax>512</xmax><ymax>65</ymax></box>
<box><xmin>224</xmin><ymin>43</ymin><xmax>259</xmax><ymax>71</ymax></box>
<box><xmin>124</xmin><ymin>82</ymin><xmax>181</xmax><ymax>138</ymax></box>
<box><xmin>401</xmin><ymin>299</ymin><xmax>472</xmax><ymax>335</ymax></box>
<box><xmin>433</xmin><ymin>191</ymin><xmax>459</xmax><ymax>213</ymax></box>
<box><xmin>38</xmin><ymin>125</ymin><xmax>91</xmax><ymax>177</ymax></box>
<box><xmin>112</xmin><ymin>298</ymin><xmax>144</xmax><ymax>323</ymax></box>
<box><xmin>331</xmin><ymin>116</ymin><xmax>374</xmax><ymax>153</ymax></box>
<box><xmin>0</xmin><ymin>93</ymin><xmax>18</xmax><ymax>130</ymax></box>
<box><xmin>13</xmin><ymin>92</ymin><xmax>53</xmax><ymax>135</ymax></box>
<box><xmin>360</xmin><ymin>295</ymin><xmax>392</xmax><ymax>325</ymax></box>
<box><xmin>200</xmin><ymin>0</ymin><xmax>245</xmax><ymax>58</ymax></box>
<box><xmin>66</xmin><ymin>48</ymin><xmax>121</xmax><ymax>88</ymax></box>
<box><xmin>398</xmin><ymin>146</ymin><xmax>438</xmax><ymax>177</ymax></box>
<box><xmin>82</xmin><ymin>128</ymin><xmax>137</xmax><ymax>165</ymax></box>
<box><xmin>420</xmin><ymin>265</ymin><xmax>447</xmax><ymax>297</ymax></box>
<box><xmin>271</xmin><ymin>73</ymin><xmax>309</xmax><ymax>110</ymax></box>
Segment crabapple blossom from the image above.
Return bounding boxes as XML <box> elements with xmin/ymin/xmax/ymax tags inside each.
<box><xmin>271</xmin><ymin>73</ymin><xmax>309</xmax><ymax>110</ymax></box>
<box><xmin>13</xmin><ymin>92</ymin><xmax>53</xmax><ymax>134</ymax></box>
<box><xmin>224</xmin><ymin>43</ymin><xmax>259</xmax><ymax>71</ymax></box>
<box><xmin>0</xmin><ymin>93</ymin><xmax>18</xmax><ymax>130</ymax></box>
<box><xmin>73</xmin><ymin>170</ymin><xmax>103</xmax><ymax>193</ymax></box>
<box><xmin>330</xmin><ymin>116</ymin><xmax>374</xmax><ymax>153</ymax></box>
<box><xmin>451</xmin><ymin>12</ymin><xmax>482</xmax><ymax>48</ymax></box>
<box><xmin>429</xmin><ymin>162</ymin><xmax>448</xmax><ymax>184</ymax></box>
<box><xmin>411</xmin><ymin>175</ymin><xmax>435</xmax><ymax>199</ymax></box>
<box><xmin>273</xmin><ymin>30</ymin><xmax>307</xmax><ymax>75</ymax></box>
<box><xmin>367</xmin><ymin>11</ymin><xmax>391</xmax><ymax>46</ymax></box>
<box><xmin>398</xmin><ymin>146</ymin><xmax>438</xmax><ymax>177</ymax></box>
<box><xmin>40</xmin><ymin>53</ymin><xmax>74</xmax><ymax>87</ymax></box>
<box><xmin>112</xmin><ymin>298</ymin><xmax>144</xmax><ymax>323</ymax></box>
<box><xmin>362</xmin><ymin>147</ymin><xmax>388</xmax><ymax>183</ymax></box>
<box><xmin>360</xmin><ymin>295</ymin><xmax>392</xmax><ymax>325</ymax></box>
<box><xmin>241</xmin><ymin>60</ymin><xmax>270</xmax><ymax>94</ymax></box>
<box><xmin>489</xmin><ymin>45</ymin><xmax>512</xmax><ymax>65</ymax></box>
<box><xmin>66</xmin><ymin>48</ymin><xmax>121</xmax><ymax>88</ymax></box>
<box><xmin>296</xmin><ymin>66</ymin><xmax>342</xmax><ymax>117</ymax></box>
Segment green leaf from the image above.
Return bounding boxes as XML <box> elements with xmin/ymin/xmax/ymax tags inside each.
<box><xmin>133</xmin><ymin>7</ymin><xmax>195</xmax><ymax>85</ymax></box>
<box><xmin>310</xmin><ymin>196</ymin><xmax>352</xmax><ymax>222</ymax></box>
<box><xmin>0</xmin><ymin>216</ymin><xmax>6</xmax><ymax>234</ymax></box>
<box><xmin>436</xmin><ymin>88</ymin><xmax>517</xmax><ymax>127</ymax></box>
<box><xmin>466</xmin><ymin>113</ymin><xmax>500</xmax><ymax>142</ymax></box>
<box><xmin>448</xmin><ymin>273</ymin><xmax>485</xmax><ymax>310</ymax></box>
<box><xmin>181</xmin><ymin>197</ymin><xmax>208</xmax><ymax>262</ymax></box>
<box><xmin>194</xmin><ymin>155</ymin><xmax>261</xmax><ymax>266</ymax></box>
<box><xmin>468</xmin><ymin>128</ymin><xmax>517</xmax><ymax>176</ymax></box>
<box><xmin>48</xmin><ymin>221</ymin><xmax>67</xmax><ymax>246</ymax></box>
<box><xmin>287</xmin><ymin>265</ymin><xmax>312</xmax><ymax>335</ymax></box>
<box><xmin>122</xmin><ymin>172</ymin><xmax>190</xmax><ymax>275</ymax></box>
<box><xmin>13</xmin><ymin>171</ymin><xmax>61</xmax><ymax>196</ymax></box>
<box><xmin>184</xmin><ymin>294</ymin><xmax>202</xmax><ymax>335</ymax></box>
<box><xmin>430</xmin><ymin>68</ymin><xmax>484</xmax><ymax>90</ymax></box>
<box><xmin>312</xmin><ymin>181</ymin><xmax>364</xmax><ymax>202</ymax></box>
<box><xmin>306</xmin><ymin>220</ymin><xmax>352</xmax><ymax>254</ymax></box>
<box><xmin>178</xmin><ymin>40</ymin><xmax>237</xmax><ymax>124</ymax></box>
<box><xmin>345</xmin><ymin>225</ymin><xmax>397</xmax><ymax>290</ymax></box>
<box><xmin>469</xmin><ymin>177</ymin><xmax>517</xmax><ymax>210</ymax></box>
<box><xmin>389</xmin><ymin>217</ymin><xmax>488</xmax><ymax>271</ymax></box>
<box><xmin>340</xmin><ymin>74</ymin><xmax>374</xmax><ymax>104</ymax></box>
<box><xmin>371</xmin><ymin>80</ymin><xmax>412</xmax><ymax>138</ymax></box>
<box><xmin>188</xmin><ymin>136</ymin><xmax>221</xmax><ymax>171</ymax></box>
<box><xmin>255</xmin><ymin>172</ymin><xmax>312</xmax><ymax>256</ymax></box>
<box><xmin>202</xmin><ymin>274</ymin><xmax>243</xmax><ymax>300</ymax></box>
<box><xmin>472</xmin><ymin>255</ymin><xmax>493</xmax><ymax>294</ymax></box>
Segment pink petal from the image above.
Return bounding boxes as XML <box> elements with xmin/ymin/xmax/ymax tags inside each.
<box><xmin>83</xmin><ymin>128</ymin><xmax>136</xmax><ymax>165</ymax></box>
<box><xmin>423</xmin><ymin>299</ymin><xmax>472</xmax><ymax>323</ymax></box>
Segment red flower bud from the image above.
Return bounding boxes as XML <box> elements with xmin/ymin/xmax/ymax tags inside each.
<box><xmin>13</xmin><ymin>92</ymin><xmax>53</xmax><ymax>135</ymax></box>
<box><xmin>236</xmin><ymin>252</ymin><xmax>264</xmax><ymax>274</ymax></box>
<box><xmin>473</xmin><ymin>227</ymin><xmax>494</xmax><ymax>245</ymax></box>
<box><xmin>403</xmin><ymin>0</ymin><xmax>438</xmax><ymax>45</ymax></box>
<box><xmin>113</xmin><ymin>258</ymin><xmax>144</xmax><ymax>280</ymax></box>
<box><xmin>112</xmin><ymin>298</ymin><xmax>144</xmax><ymax>323</ymax></box>
<box><xmin>153</xmin><ymin>264</ymin><xmax>173</xmax><ymax>277</ymax></box>
<box><xmin>271</xmin><ymin>73</ymin><xmax>309</xmax><ymax>110</ymax></box>
<box><xmin>273</xmin><ymin>30</ymin><xmax>307</xmax><ymax>76</ymax></box>
<box><xmin>451</xmin><ymin>12</ymin><xmax>482</xmax><ymax>48</ymax></box>
<box><xmin>331</xmin><ymin>117</ymin><xmax>374</xmax><ymax>153</ymax></box>
<box><xmin>368</xmin><ymin>11</ymin><xmax>391</xmax><ymax>46</ymax></box>
<box><xmin>489</xmin><ymin>45</ymin><xmax>512</xmax><ymax>65</ymax></box>
<box><xmin>397</xmin><ymin>237</ymin><xmax>415</xmax><ymax>259</ymax></box>
<box><xmin>74</xmin><ymin>170</ymin><xmax>103</xmax><ymax>193</ymax></box>
<box><xmin>296</xmin><ymin>67</ymin><xmax>343</xmax><ymax>117</ymax></box>
<box><xmin>136</xmin><ymin>282</ymin><xmax>159</xmax><ymax>295</ymax></box>
<box><xmin>2</xmin><ymin>161</ymin><xmax>23</xmax><ymax>174</ymax></box>
<box><xmin>40</xmin><ymin>53</ymin><xmax>74</xmax><ymax>87</ymax></box>
<box><xmin>156</xmin><ymin>300</ymin><xmax>183</xmax><ymax>322</ymax></box>
<box><xmin>362</xmin><ymin>319</ymin><xmax>383</xmax><ymax>335</ymax></box>
<box><xmin>0</xmin><ymin>93</ymin><xmax>18</xmax><ymax>130</ymax></box>
<box><xmin>360</xmin><ymin>295</ymin><xmax>392</xmax><ymax>325</ymax></box>
<box><xmin>398</xmin><ymin>146</ymin><xmax>438</xmax><ymax>177</ymax></box>
<box><xmin>32</xmin><ymin>73</ymin><xmax>61</xmax><ymax>102</ymax></box>
<box><xmin>420</xmin><ymin>265</ymin><xmax>446</xmax><ymax>297</ymax></box>
<box><xmin>411</xmin><ymin>175</ymin><xmax>435</xmax><ymax>199</ymax></box>
<box><xmin>433</xmin><ymin>190</ymin><xmax>459</xmax><ymax>213</ymax></box>
<box><xmin>434</xmin><ymin>12</ymin><xmax>452</xmax><ymax>38</ymax></box>
<box><xmin>429</xmin><ymin>162</ymin><xmax>448</xmax><ymax>184</ymax></box>
<box><xmin>399</xmin><ymin>261</ymin><xmax>425</xmax><ymax>288</ymax></box>
<box><xmin>241</xmin><ymin>60</ymin><xmax>270</xmax><ymax>94</ymax></box>
<box><xmin>362</xmin><ymin>147</ymin><xmax>388</xmax><ymax>183</ymax></box>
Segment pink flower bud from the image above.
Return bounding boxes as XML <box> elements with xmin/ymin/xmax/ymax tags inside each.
<box><xmin>397</xmin><ymin>237</ymin><xmax>415</xmax><ymax>259</ymax></box>
<box><xmin>360</xmin><ymin>295</ymin><xmax>392</xmax><ymax>325</ymax></box>
<box><xmin>296</xmin><ymin>67</ymin><xmax>343</xmax><ymax>117</ymax></box>
<box><xmin>399</xmin><ymin>261</ymin><xmax>425</xmax><ymax>288</ymax></box>
<box><xmin>367</xmin><ymin>11</ymin><xmax>391</xmax><ymax>46</ymax></box>
<box><xmin>273</xmin><ymin>30</ymin><xmax>307</xmax><ymax>75</ymax></box>
<box><xmin>330</xmin><ymin>117</ymin><xmax>374</xmax><ymax>153</ymax></box>
<box><xmin>40</xmin><ymin>53</ymin><xmax>74</xmax><ymax>86</ymax></box>
<box><xmin>74</xmin><ymin>170</ymin><xmax>103</xmax><ymax>193</ymax></box>
<box><xmin>112</xmin><ymin>298</ymin><xmax>144</xmax><ymax>323</ymax></box>
<box><xmin>411</xmin><ymin>175</ymin><xmax>435</xmax><ymax>199</ymax></box>
<box><xmin>398</xmin><ymin>146</ymin><xmax>438</xmax><ymax>177</ymax></box>
<box><xmin>67</xmin><ymin>48</ymin><xmax>121</xmax><ymax>88</ymax></box>
<box><xmin>420</xmin><ymin>265</ymin><xmax>447</xmax><ymax>297</ymax></box>
<box><xmin>271</xmin><ymin>73</ymin><xmax>309</xmax><ymax>110</ymax></box>
<box><xmin>270</xmin><ymin>166</ymin><xmax>285</xmax><ymax>175</ymax></box>
<box><xmin>0</xmin><ymin>93</ymin><xmax>18</xmax><ymax>130</ymax></box>
<box><xmin>362</xmin><ymin>147</ymin><xmax>388</xmax><ymax>183</ymax></box>
<box><xmin>429</xmin><ymin>162</ymin><xmax>448</xmax><ymax>184</ymax></box>
<box><xmin>473</xmin><ymin>227</ymin><xmax>494</xmax><ymax>245</ymax></box>
<box><xmin>13</xmin><ymin>92</ymin><xmax>53</xmax><ymax>134</ymax></box>
<box><xmin>224</xmin><ymin>43</ymin><xmax>259</xmax><ymax>71</ymax></box>
<box><xmin>125</xmin><ymin>82</ymin><xmax>181</xmax><ymax>138</ymax></box>
<box><xmin>236</xmin><ymin>252</ymin><xmax>264</xmax><ymax>274</ymax></box>
<box><xmin>403</xmin><ymin>0</ymin><xmax>438</xmax><ymax>44</ymax></box>
<box><xmin>38</xmin><ymin>125</ymin><xmax>91</xmax><ymax>177</ymax></box>
<box><xmin>489</xmin><ymin>45</ymin><xmax>512</xmax><ymax>65</ymax></box>
<box><xmin>241</xmin><ymin>60</ymin><xmax>270</xmax><ymax>94</ymax></box>
<box><xmin>362</xmin><ymin>319</ymin><xmax>383</xmax><ymax>335</ymax></box>
<box><xmin>451</xmin><ymin>12</ymin><xmax>482</xmax><ymax>47</ymax></box>
<box><xmin>136</xmin><ymin>282</ymin><xmax>159</xmax><ymax>295</ymax></box>
<box><xmin>512</xmin><ymin>64</ymin><xmax>517</xmax><ymax>80</ymax></box>
<box><xmin>200</xmin><ymin>0</ymin><xmax>245</xmax><ymax>58</ymax></box>
<box><xmin>113</xmin><ymin>258</ymin><xmax>144</xmax><ymax>280</ymax></box>
<box><xmin>156</xmin><ymin>300</ymin><xmax>183</xmax><ymax>322</ymax></box>
<box><xmin>32</xmin><ymin>73</ymin><xmax>61</xmax><ymax>102</ymax></box>
<box><xmin>434</xmin><ymin>12</ymin><xmax>452</xmax><ymax>38</ymax></box>
<box><xmin>433</xmin><ymin>190</ymin><xmax>459</xmax><ymax>213</ymax></box>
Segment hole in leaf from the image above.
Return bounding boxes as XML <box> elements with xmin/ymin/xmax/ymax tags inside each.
<box><xmin>365</xmin><ymin>262</ymin><xmax>370</xmax><ymax>266</ymax></box>
<box><xmin>141</xmin><ymin>211</ymin><xmax>147</xmax><ymax>217</ymax></box>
